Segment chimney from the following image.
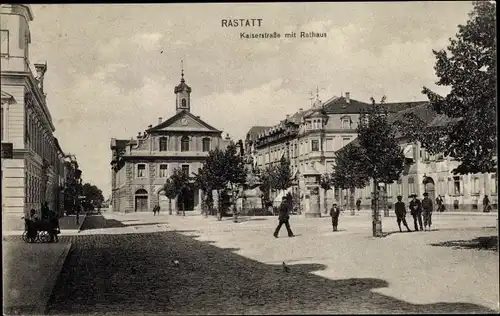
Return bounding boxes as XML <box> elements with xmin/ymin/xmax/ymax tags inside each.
<box><xmin>34</xmin><ymin>61</ymin><xmax>48</xmax><ymax>93</ymax></box>
<box><xmin>138</xmin><ymin>132</ymin><xmax>142</xmax><ymax>138</ymax></box>
<box><xmin>158</xmin><ymin>117</ymin><xmax>162</xmax><ymax>125</ymax></box>
<box><xmin>299</xmin><ymin>108</ymin><xmax>303</xmax><ymax>112</ymax></box>
<box><xmin>286</xmin><ymin>114</ymin><xmax>290</xmax><ymax>120</ymax></box>
<box><xmin>345</xmin><ymin>92</ymin><xmax>350</xmax><ymax>104</ymax></box>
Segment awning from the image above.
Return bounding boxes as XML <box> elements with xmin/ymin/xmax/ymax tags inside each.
<box><xmin>403</xmin><ymin>144</ymin><xmax>414</xmax><ymax>159</ymax></box>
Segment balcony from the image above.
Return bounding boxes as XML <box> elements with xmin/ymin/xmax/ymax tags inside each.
<box><xmin>127</xmin><ymin>150</ymin><xmax>210</xmax><ymax>158</ymax></box>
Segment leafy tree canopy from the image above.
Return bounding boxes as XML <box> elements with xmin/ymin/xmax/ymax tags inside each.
<box><xmin>397</xmin><ymin>1</ymin><xmax>496</xmax><ymax>174</ymax></box>
<box><xmin>331</xmin><ymin>142</ymin><xmax>370</xmax><ymax>190</ymax></box>
<box><xmin>82</xmin><ymin>183</ymin><xmax>105</xmax><ymax>207</ymax></box>
<box><xmin>162</xmin><ymin>178</ymin><xmax>178</xmax><ymax>200</ymax></box>
<box><xmin>275</xmin><ymin>156</ymin><xmax>293</xmax><ymax>192</ymax></box>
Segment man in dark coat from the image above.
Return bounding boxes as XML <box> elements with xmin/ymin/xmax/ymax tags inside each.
<box><xmin>273</xmin><ymin>198</ymin><xmax>294</xmax><ymax>238</ymax></box>
<box><xmin>483</xmin><ymin>195</ymin><xmax>491</xmax><ymax>213</ymax></box>
<box><xmin>394</xmin><ymin>195</ymin><xmax>411</xmax><ymax>232</ymax></box>
<box><xmin>409</xmin><ymin>194</ymin><xmax>423</xmax><ymax>231</ymax></box>
<box><xmin>421</xmin><ymin>192</ymin><xmax>433</xmax><ymax>231</ymax></box>
<box><xmin>330</xmin><ymin>203</ymin><xmax>341</xmax><ymax>231</ymax></box>
<box><xmin>356</xmin><ymin>199</ymin><xmax>361</xmax><ymax>213</ymax></box>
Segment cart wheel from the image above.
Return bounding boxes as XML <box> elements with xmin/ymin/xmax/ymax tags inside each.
<box><xmin>22</xmin><ymin>231</ymin><xmax>29</xmax><ymax>243</ymax></box>
<box><xmin>39</xmin><ymin>231</ymin><xmax>51</xmax><ymax>243</ymax></box>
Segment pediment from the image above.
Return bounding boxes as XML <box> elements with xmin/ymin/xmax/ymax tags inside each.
<box><xmin>149</xmin><ymin>110</ymin><xmax>221</xmax><ymax>133</ymax></box>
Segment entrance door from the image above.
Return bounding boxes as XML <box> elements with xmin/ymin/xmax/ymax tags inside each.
<box><xmin>424</xmin><ymin>178</ymin><xmax>436</xmax><ymax>202</ymax></box>
<box><xmin>135</xmin><ymin>196</ymin><xmax>148</xmax><ymax>212</ymax></box>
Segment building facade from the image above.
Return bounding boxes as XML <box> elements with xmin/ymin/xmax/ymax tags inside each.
<box><xmin>1</xmin><ymin>4</ymin><xmax>75</xmax><ymax>218</ymax></box>
<box><xmin>247</xmin><ymin>92</ymin><xmax>497</xmax><ymax>215</ymax></box>
<box><xmin>110</xmin><ymin>72</ymin><xmax>231</xmax><ymax>213</ymax></box>
<box><xmin>246</xmin><ymin>92</ymin><xmax>427</xmax><ymax>216</ymax></box>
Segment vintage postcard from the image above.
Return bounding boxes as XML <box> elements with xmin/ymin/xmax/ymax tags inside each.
<box><xmin>1</xmin><ymin>2</ymin><xmax>498</xmax><ymax>315</ymax></box>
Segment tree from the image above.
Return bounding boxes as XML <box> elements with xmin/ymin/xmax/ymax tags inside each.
<box><xmin>331</xmin><ymin>143</ymin><xmax>370</xmax><ymax>215</ymax></box>
<box><xmin>257</xmin><ymin>165</ymin><xmax>278</xmax><ymax>208</ymax></box>
<box><xmin>169</xmin><ymin>167</ymin><xmax>191</xmax><ymax>216</ymax></box>
<box><xmin>275</xmin><ymin>156</ymin><xmax>293</xmax><ymax>194</ymax></box>
<box><xmin>398</xmin><ymin>1</ymin><xmax>496</xmax><ymax>174</ymax></box>
<box><xmin>319</xmin><ymin>173</ymin><xmax>332</xmax><ymax>215</ymax></box>
<box><xmin>195</xmin><ymin>142</ymin><xmax>246</xmax><ymax>221</ymax></box>
<box><xmin>162</xmin><ymin>178</ymin><xmax>177</xmax><ymax>215</ymax></box>
<box><xmin>357</xmin><ymin>96</ymin><xmax>406</xmax><ymax>237</ymax></box>
<box><xmin>81</xmin><ymin>183</ymin><xmax>105</xmax><ymax>211</ymax></box>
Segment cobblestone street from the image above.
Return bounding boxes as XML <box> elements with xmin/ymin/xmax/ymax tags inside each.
<box><xmin>20</xmin><ymin>213</ymin><xmax>495</xmax><ymax>315</ymax></box>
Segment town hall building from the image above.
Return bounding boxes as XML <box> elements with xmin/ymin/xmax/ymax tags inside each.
<box><xmin>110</xmin><ymin>70</ymin><xmax>231</xmax><ymax>213</ymax></box>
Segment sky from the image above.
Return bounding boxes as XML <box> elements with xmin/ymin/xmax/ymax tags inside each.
<box><xmin>27</xmin><ymin>2</ymin><xmax>474</xmax><ymax>197</ymax></box>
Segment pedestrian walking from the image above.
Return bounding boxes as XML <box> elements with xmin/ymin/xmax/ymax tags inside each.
<box><xmin>330</xmin><ymin>203</ymin><xmax>341</xmax><ymax>231</ymax></box>
<box><xmin>49</xmin><ymin>210</ymin><xmax>60</xmax><ymax>243</ymax></box>
<box><xmin>153</xmin><ymin>204</ymin><xmax>158</xmax><ymax>216</ymax></box>
<box><xmin>409</xmin><ymin>194</ymin><xmax>423</xmax><ymax>231</ymax></box>
<box><xmin>356</xmin><ymin>198</ymin><xmax>361</xmax><ymax>213</ymax></box>
<box><xmin>273</xmin><ymin>198</ymin><xmax>294</xmax><ymax>238</ymax></box>
<box><xmin>26</xmin><ymin>209</ymin><xmax>38</xmax><ymax>243</ymax></box>
<box><xmin>421</xmin><ymin>192</ymin><xmax>433</xmax><ymax>231</ymax></box>
<box><xmin>483</xmin><ymin>195</ymin><xmax>491</xmax><ymax>213</ymax></box>
<box><xmin>394</xmin><ymin>195</ymin><xmax>411</xmax><ymax>232</ymax></box>
<box><xmin>436</xmin><ymin>195</ymin><xmax>444</xmax><ymax>212</ymax></box>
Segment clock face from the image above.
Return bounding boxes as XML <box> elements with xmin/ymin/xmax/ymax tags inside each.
<box><xmin>181</xmin><ymin>118</ymin><xmax>188</xmax><ymax>126</ymax></box>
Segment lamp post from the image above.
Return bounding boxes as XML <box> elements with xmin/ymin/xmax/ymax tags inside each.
<box><xmin>372</xmin><ymin>180</ymin><xmax>384</xmax><ymax>237</ymax></box>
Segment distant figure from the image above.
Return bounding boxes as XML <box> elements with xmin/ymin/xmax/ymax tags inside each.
<box><xmin>436</xmin><ymin>195</ymin><xmax>444</xmax><ymax>213</ymax></box>
<box><xmin>26</xmin><ymin>209</ymin><xmax>38</xmax><ymax>243</ymax></box>
<box><xmin>330</xmin><ymin>203</ymin><xmax>341</xmax><ymax>232</ymax></box>
<box><xmin>273</xmin><ymin>198</ymin><xmax>294</xmax><ymax>238</ymax></box>
<box><xmin>356</xmin><ymin>198</ymin><xmax>361</xmax><ymax>213</ymax></box>
<box><xmin>153</xmin><ymin>204</ymin><xmax>159</xmax><ymax>216</ymax></box>
<box><xmin>409</xmin><ymin>194</ymin><xmax>423</xmax><ymax>231</ymax></box>
<box><xmin>49</xmin><ymin>210</ymin><xmax>60</xmax><ymax>243</ymax></box>
<box><xmin>41</xmin><ymin>202</ymin><xmax>50</xmax><ymax>220</ymax></box>
<box><xmin>421</xmin><ymin>192</ymin><xmax>433</xmax><ymax>231</ymax></box>
<box><xmin>394</xmin><ymin>195</ymin><xmax>411</xmax><ymax>232</ymax></box>
<box><xmin>483</xmin><ymin>195</ymin><xmax>491</xmax><ymax>213</ymax></box>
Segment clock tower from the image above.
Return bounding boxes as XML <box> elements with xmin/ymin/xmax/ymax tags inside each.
<box><xmin>174</xmin><ymin>61</ymin><xmax>191</xmax><ymax>113</ymax></box>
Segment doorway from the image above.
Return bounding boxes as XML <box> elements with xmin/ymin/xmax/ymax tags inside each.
<box><xmin>177</xmin><ymin>187</ymin><xmax>195</xmax><ymax>211</ymax></box>
<box><xmin>423</xmin><ymin>177</ymin><xmax>436</xmax><ymax>202</ymax></box>
<box><xmin>135</xmin><ymin>189</ymin><xmax>149</xmax><ymax>212</ymax></box>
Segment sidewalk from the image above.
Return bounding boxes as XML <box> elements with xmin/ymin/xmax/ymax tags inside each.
<box><xmin>2</xmin><ymin>241</ymin><xmax>72</xmax><ymax>315</ymax></box>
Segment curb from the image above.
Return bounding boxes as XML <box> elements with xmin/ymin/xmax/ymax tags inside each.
<box><xmin>34</xmin><ymin>243</ymin><xmax>72</xmax><ymax>315</ymax></box>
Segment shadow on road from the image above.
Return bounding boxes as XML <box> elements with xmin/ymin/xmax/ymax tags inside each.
<box><xmin>45</xmin><ymin>215</ymin><xmax>496</xmax><ymax>315</ymax></box>
<box><xmin>430</xmin><ymin>235</ymin><xmax>498</xmax><ymax>252</ymax></box>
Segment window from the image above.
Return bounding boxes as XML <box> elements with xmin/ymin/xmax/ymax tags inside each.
<box><xmin>182</xmin><ymin>164</ymin><xmax>190</xmax><ymax>177</ymax></box>
<box><xmin>159</xmin><ymin>164</ymin><xmax>168</xmax><ymax>177</ymax></box>
<box><xmin>342</xmin><ymin>137</ymin><xmax>350</xmax><ymax>148</ymax></box>
<box><xmin>342</xmin><ymin>118</ymin><xmax>351</xmax><ymax>129</ymax></box>
<box><xmin>182</xmin><ymin>98</ymin><xmax>187</xmax><ymax>107</ymax></box>
<box><xmin>137</xmin><ymin>164</ymin><xmax>146</xmax><ymax>178</ymax></box>
<box><xmin>0</xmin><ymin>107</ymin><xmax>3</xmax><ymax>140</ymax></box>
<box><xmin>472</xmin><ymin>177</ymin><xmax>480</xmax><ymax>194</ymax></box>
<box><xmin>202</xmin><ymin>138</ymin><xmax>211</xmax><ymax>152</ymax></box>
<box><xmin>326</xmin><ymin>138</ymin><xmax>333</xmax><ymax>152</ymax></box>
<box><xmin>491</xmin><ymin>174</ymin><xmax>497</xmax><ymax>194</ymax></box>
<box><xmin>311</xmin><ymin>140</ymin><xmax>319</xmax><ymax>152</ymax></box>
<box><xmin>397</xmin><ymin>179</ymin><xmax>402</xmax><ymax>196</ymax></box>
<box><xmin>181</xmin><ymin>136</ymin><xmax>190</xmax><ymax>152</ymax></box>
<box><xmin>159</xmin><ymin>137</ymin><xmax>168</xmax><ymax>151</ymax></box>
<box><xmin>408</xmin><ymin>177</ymin><xmax>415</xmax><ymax>195</ymax></box>
<box><xmin>1</xmin><ymin>30</ymin><xmax>9</xmax><ymax>56</ymax></box>
<box><xmin>452</xmin><ymin>176</ymin><xmax>463</xmax><ymax>195</ymax></box>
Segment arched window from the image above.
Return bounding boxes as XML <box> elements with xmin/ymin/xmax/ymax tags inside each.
<box><xmin>181</xmin><ymin>136</ymin><xmax>190</xmax><ymax>152</ymax></box>
<box><xmin>182</xmin><ymin>98</ymin><xmax>187</xmax><ymax>108</ymax></box>
<box><xmin>135</xmin><ymin>189</ymin><xmax>148</xmax><ymax>195</ymax></box>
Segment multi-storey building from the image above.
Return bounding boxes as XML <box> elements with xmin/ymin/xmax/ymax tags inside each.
<box><xmin>1</xmin><ymin>4</ymin><xmax>74</xmax><ymax>218</ymax></box>
<box><xmin>246</xmin><ymin>92</ymin><xmax>425</xmax><ymax>216</ymax></box>
<box><xmin>110</xmin><ymin>71</ymin><xmax>231</xmax><ymax>213</ymax></box>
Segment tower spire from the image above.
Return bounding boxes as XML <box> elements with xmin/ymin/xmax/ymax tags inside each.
<box><xmin>181</xmin><ymin>60</ymin><xmax>185</xmax><ymax>82</ymax></box>
<box><xmin>316</xmin><ymin>86</ymin><xmax>320</xmax><ymax>100</ymax></box>
<box><xmin>309</xmin><ymin>91</ymin><xmax>314</xmax><ymax>106</ymax></box>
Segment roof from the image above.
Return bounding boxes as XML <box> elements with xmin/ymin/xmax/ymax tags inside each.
<box><xmin>148</xmin><ymin>110</ymin><xmax>221</xmax><ymax>132</ymax></box>
<box><xmin>246</xmin><ymin>126</ymin><xmax>271</xmax><ymax>141</ymax></box>
<box><xmin>53</xmin><ymin>137</ymin><xmax>64</xmax><ymax>155</ymax></box>
<box><xmin>110</xmin><ymin>138</ymin><xmax>131</xmax><ymax>150</ymax></box>
<box><xmin>323</xmin><ymin>96</ymin><xmax>427</xmax><ymax>114</ymax></box>
<box><xmin>1</xmin><ymin>90</ymin><xmax>15</xmax><ymax>100</ymax></box>
<box><xmin>174</xmin><ymin>77</ymin><xmax>192</xmax><ymax>94</ymax></box>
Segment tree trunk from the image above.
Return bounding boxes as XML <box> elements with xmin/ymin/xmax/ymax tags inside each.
<box><xmin>350</xmin><ymin>187</ymin><xmax>355</xmax><ymax>216</ymax></box>
<box><xmin>372</xmin><ymin>179</ymin><xmax>383</xmax><ymax>237</ymax></box>
<box><xmin>168</xmin><ymin>199</ymin><xmax>172</xmax><ymax>215</ymax></box>
<box><xmin>216</xmin><ymin>190</ymin><xmax>222</xmax><ymax>221</ymax></box>
<box><xmin>324</xmin><ymin>188</ymin><xmax>329</xmax><ymax>214</ymax></box>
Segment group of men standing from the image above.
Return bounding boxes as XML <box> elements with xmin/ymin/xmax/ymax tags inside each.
<box><xmin>395</xmin><ymin>192</ymin><xmax>435</xmax><ymax>232</ymax></box>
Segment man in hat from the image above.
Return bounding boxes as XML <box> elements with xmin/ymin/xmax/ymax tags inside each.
<box><xmin>409</xmin><ymin>194</ymin><xmax>423</xmax><ymax>231</ymax></box>
<box><xmin>330</xmin><ymin>203</ymin><xmax>341</xmax><ymax>231</ymax></box>
<box><xmin>273</xmin><ymin>197</ymin><xmax>294</xmax><ymax>238</ymax></box>
<box><xmin>394</xmin><ymin>195</ymin><xmax>411</xmax><ymax>232</ymax></box>
<box><xmin>421</xmin><ymin>192</ymin><xmax>433</xmax><ymax>231</ymax></box>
